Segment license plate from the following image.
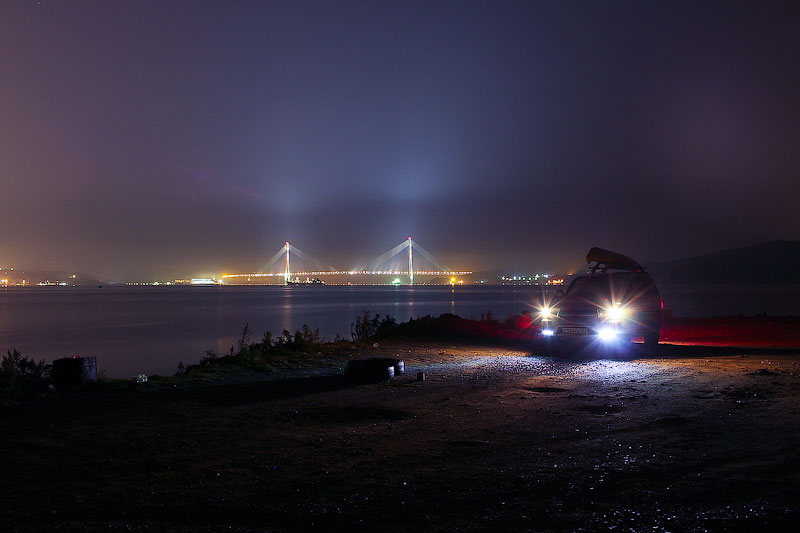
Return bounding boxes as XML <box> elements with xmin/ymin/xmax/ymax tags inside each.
<box><xmin>561</xmin><ymin>327</ymin><xmax>589</xmax><ymax>335</ymax></box>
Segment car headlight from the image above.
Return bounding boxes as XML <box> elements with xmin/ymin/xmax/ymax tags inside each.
<box><xmin>598</xmin><ymin>327</ymin><xmax>618</xmax><ymax>341</ymax></box>
<box><xmin>539</xmin><ymin>307</ymin><xmax>559</xmax><ymax>319</ymax></box>
<box><xmin>599</xmin><ymin>304</ymin><xmax>627</xmax><ymax>321</ymax></box>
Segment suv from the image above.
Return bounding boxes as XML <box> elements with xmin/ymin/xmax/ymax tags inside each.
<box><xmin>539</xmin><ymin>248</ymin><xmax>662</xmax><ymax>348</ymax></box>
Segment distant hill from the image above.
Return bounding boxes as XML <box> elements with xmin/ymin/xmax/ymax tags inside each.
<box><xmin>648</xmin><ymin>241</ymin><xmax>800</xmax><ymax>285</ymax></box>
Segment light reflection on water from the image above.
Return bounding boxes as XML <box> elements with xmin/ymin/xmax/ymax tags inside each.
<box><xmin>0</xmin><ymin>284</ymin><xmax>796</xmax><ymax>377</ymax></box>
<box><xmin>0</xmin><ymin>286</ymin><xmax>547</xmax><ymax>377</ymax></box>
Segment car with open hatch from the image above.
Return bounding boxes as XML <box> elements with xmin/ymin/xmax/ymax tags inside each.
<box><xmin>538</xmin><ymin>247</ymin><xmax>662</xmax><ymax>349</ymax></box>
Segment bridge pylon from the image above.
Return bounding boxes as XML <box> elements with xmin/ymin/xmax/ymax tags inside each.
<box><xmin>408</xmin><ymin>236</ymin><xmax>413</xmax><ymax>285</ymax></box>
<box><xmin>284</xmin><ymin>241</ymin><xmax>290</xmax><ymax>285</ymax></box>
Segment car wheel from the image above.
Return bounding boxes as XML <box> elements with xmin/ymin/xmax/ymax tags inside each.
<box><xmin>643</xmin><ymin>334</ymin><xmax>660</xmax><ymax>347</ymax></box>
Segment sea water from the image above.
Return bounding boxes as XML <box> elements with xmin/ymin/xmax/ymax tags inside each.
<box><xmin>1</xmin><ymin>284</ymin><xmax>796</xmax><ymax>377</ymax></box>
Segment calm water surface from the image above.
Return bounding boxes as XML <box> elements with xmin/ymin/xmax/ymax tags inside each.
<box><xmin>1</xmin><ymin>284</ymin><xmax>797</xmax><ymax>377</ymax></box>
<box><xmin>0</xmin><ymin>286</ymin><xmax>546</xmax><ymax>377</ymax></box>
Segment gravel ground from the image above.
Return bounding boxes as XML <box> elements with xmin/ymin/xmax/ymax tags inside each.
<box><xmin>2</xmin><ymin>340</ymin><xmax>800</xmax><ymax>531</ymax></box>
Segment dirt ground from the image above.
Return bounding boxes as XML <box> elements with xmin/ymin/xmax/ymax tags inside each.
<box><xmin>3</xmin><ymin>340</ymin><xmax>800</xmax><ymax>532</ymax></box>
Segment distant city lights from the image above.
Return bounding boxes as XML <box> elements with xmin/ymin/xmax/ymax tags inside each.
<box><xmin>500</xmin><ymin>273</ymin><xmax>566</xmax><ymax>286</ymax></box>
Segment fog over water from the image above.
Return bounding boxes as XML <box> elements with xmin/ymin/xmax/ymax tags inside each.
<box><xmin>1</xmin><ymin>285</ymin><xmax>797</xmax><ymax>377</ymax></box>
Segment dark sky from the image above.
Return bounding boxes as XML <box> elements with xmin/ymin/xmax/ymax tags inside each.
<box><xmin>2</xmin><ymin>1</ymin><xmax>799</xmax><ymax>280</ymax></box>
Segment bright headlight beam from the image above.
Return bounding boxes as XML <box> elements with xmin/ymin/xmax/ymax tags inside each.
<box><xmin>606</xmin><ymin>305</ymin><xmax>626</xmax><ymax>320</ymax></box>
<box><xmin>598</xmin><ymin>328</ymin><xmax>617</xmax><ymax>341</ymax></box>
<box><xmin>540</xmin><ymin>307</ymin><xmax>552</xmax><ymax>319</ymax></box>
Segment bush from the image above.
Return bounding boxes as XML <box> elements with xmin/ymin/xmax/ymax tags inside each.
<box><xmin>350</xmin><ymin>310</ymin><xmax>374</xmax><ymax>342</ymax></box>
<box><xmin>263</xmin><ymin>325</ymin><xmax>321</xmax><ymax>355</ymax></box>
<box><xmin>350</xmin><ymin>311</ymin><xmax>399</xmax><ymax>342</ymax></box>
<box><xmin>179</xmin><ymin>322</ymin><xmax>325</xmax><ymax>375</ymax></box>
<box><xmin>1</xmin><ymin>349</ymin><xmax>50</xmax><ymax>403</ymax></box>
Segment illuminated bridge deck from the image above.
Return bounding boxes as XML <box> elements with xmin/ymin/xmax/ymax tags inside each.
<box><xmin>221</xmin><ymin>270</ymin><xmax>473</xmax><ymax>285</ymax></box>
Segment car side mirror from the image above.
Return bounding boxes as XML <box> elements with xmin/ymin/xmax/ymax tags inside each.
<box><xmin>554</xmin><ymin>289</ymin><xmax>564</xmax><ymax>299</ymax></box>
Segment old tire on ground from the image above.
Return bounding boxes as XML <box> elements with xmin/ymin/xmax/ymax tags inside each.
<box><xmin>345</xmin><ymin>358</ymin><xmax>403</xmax><ymax>382</ymax></box>
<box><xmin>369</xmin><ymin>357</ymin><xmax>403</xmax><ymax>375</ymax></box>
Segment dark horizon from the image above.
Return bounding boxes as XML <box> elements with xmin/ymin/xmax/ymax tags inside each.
<box><xmin>2</xmin><ymin>1</ymin><xmax>799</xmax><ymax>280</ymax></box>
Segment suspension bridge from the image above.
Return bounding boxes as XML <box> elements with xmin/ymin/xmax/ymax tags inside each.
<box><xmin>221</xmin><ymin>237</ymin><xmax>472</xmax><ymax>285</ymax></box>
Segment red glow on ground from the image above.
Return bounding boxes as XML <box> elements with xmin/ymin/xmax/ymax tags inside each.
<box><xmin>428</xmin><ymin>313</ymin><xmax>800</xmax><ymax>349</ymax></box>
<box><xmin>659</xmin><ymin>315</ymin><xmax>800</xmax><ymax>348</ymax></box>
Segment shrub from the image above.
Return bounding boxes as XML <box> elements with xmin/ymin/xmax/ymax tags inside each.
<box><xmin>293</xmin><ymin>324</ymin><xmax>321</xmax><ymax>350</ymax></box>
<box><xmin>179</xmin><ymin>322</ymin><xmax>326</xmax><ymax>375</ymax></box>
<box><xmin>350</xmin><ymin>311</ymin><xmax>399</xmax><ymax>342</ymax></box>
<box><xmin>1</xmin><ymin>349</ymin><xmax>50</xmax><ymax>403</ymax></box>
<box><xmin>350</xmin><ymin>310</ymin><xmax>374</xmax><ymax>342</ymax></box>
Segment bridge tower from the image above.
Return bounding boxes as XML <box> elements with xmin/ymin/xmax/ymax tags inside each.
<box><xmin>284</xmin><ymin>241</ymin><xmax>290</xmax><ymax>285</ymax></box>
<box><xmin>408</xmin><ymin>236</ymin><xmax>414</xmax><ymax>285</ymax></box>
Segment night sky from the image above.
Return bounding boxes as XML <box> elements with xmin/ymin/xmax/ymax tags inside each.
<box><xmin>2</xmin><ymin>1</ymin><xmax>798</xmax><ymax>280</ymax></box>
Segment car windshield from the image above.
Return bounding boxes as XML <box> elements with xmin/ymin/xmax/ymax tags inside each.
<box><xmin>565</xmin><ymin>276</ymin><xmax>610</xmax><ymax>300</ymax></box>
<box><xmin>565</xmin><ymin>273</ymin><xmax>657</xmax><ymax>305</ymax></box>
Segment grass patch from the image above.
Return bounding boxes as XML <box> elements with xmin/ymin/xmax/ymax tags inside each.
<box><xmin>4</xmin><ymin>309</ymin><xmax>534</xmax><ymax>396</ymax></box>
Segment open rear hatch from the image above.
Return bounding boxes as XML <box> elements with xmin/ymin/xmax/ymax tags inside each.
<box><xmin>586</xmin><ymin>247</ymin><xmax>644</xmax><ymax>272</ymax></box>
